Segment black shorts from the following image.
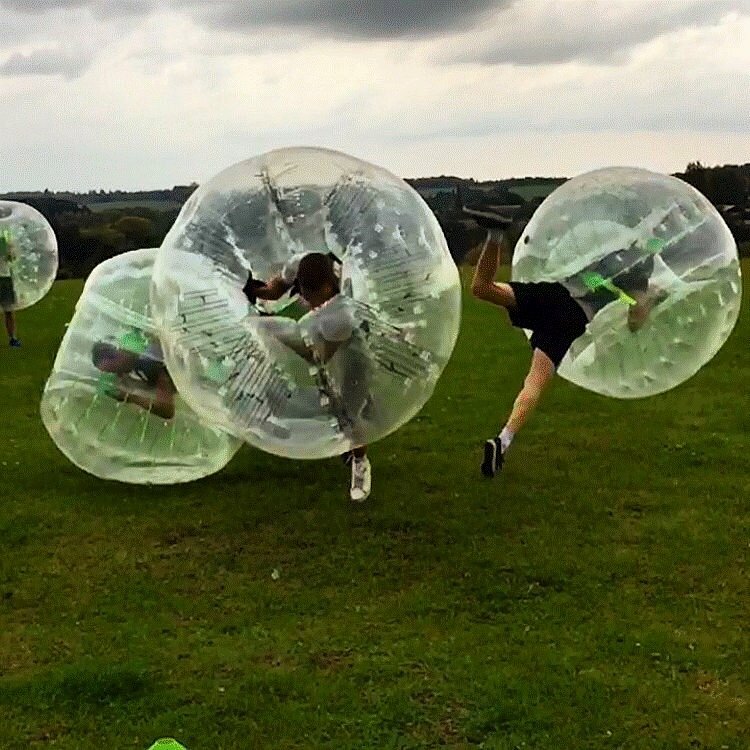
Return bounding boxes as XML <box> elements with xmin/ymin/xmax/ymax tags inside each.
<box><xmin>508</xmin><ymin>282</ymin><xmax>588</xmax><ymax>369</ymax></box>
<box><xmin>0</xmin><ymin>276</ymin><xmax>16</xmax><ymax>310</ymax></box>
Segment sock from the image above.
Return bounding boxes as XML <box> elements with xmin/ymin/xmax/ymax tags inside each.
<box><xmin>498</xmin><ymin>427</ymin><xmax>514</xmax><ymax>454</ymax></box>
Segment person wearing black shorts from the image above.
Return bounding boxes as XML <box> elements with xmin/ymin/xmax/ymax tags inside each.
<box><xmin>471</xmin><ymin>221</ymin><xmax>661</xmax><ymax>478</ymax></box>
<box><xmin>506</xmin><ymin>281</ymin><xmax>589</xmax><ymax>371</ymax></box>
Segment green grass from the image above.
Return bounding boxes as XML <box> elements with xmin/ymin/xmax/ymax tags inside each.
<box><xmin>87</xmin><ymin>200</ymin><xmax>184</xmax><ymax>213</ymax></box>
<box><xmin>502</xmin><ymin>183</ymin><xmax>561</xmax><ymax>203</ymax></box>
<box><xmin>0</xmin><ymin>265</ymin><xmax>748</xmax><ymax>749</ymax></box>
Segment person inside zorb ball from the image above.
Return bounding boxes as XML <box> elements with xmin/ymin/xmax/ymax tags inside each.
<box><xmin>151</xmin><ymin>147</ymin><xmax>462</xmax><ymax>487</ymax></box>
<box><xmin>41</xmin><ymin>248</ymin><xmax>241</xmax><ymax>485</ymax></box>
<box><xmin>0</xmin><ymin>200</ymin><xmax>58</xmax><ymax>347</ymax></box>
<box><xmin>471</xmin><ymin>167</ymin><xmax>741</xmax><ymax>478</ymax></box>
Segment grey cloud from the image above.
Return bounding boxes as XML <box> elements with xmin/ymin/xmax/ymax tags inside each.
<box><xmin>0</xmin><ymin>0</ymin><xmax>154</xmax><ymax>17</ymax></box>
<box><xmin>179</xmin><ymin>0</ymin><xmax>511</xmax><ymax>39</ymax></box>
<box><xmin>449</xmin><ymin>0</ymin><xmax>750</xmax><ymax>66</ymax></box>
<box><xmin>0</xmin><ymin>48</ymin><xmax>89</xmax><ymax>77</ymax></box>
<box><xmin>0</xmin><ymin>0</ymin><xmax>90</xmax><ymax>10</ymax></box>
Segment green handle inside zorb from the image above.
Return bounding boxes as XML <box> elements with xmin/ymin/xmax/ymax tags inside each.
<box><xmin>118</xmin><ymin>328</ymin><xmax>150</xmax><ymax>354</ymax></box>
<box><xmin>581</xmin><ymin>271</ymin><xmax>637</xmax><ymax>306</ymax></box>
<box><xmin>96</xmin><ymin>372</ymin><xmax>120</xmax><ymax>397</ymax></box>
<box><xmin>645</xmin><ymin>237</ymin><xmax>665</xmax><ymax>254</ymax></box>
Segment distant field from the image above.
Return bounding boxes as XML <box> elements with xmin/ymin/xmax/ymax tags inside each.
<box><xmin>0</xmin><ymin>263</ymin><xmax>748</xmax><ymax>749</ymax></box>
<box><xmin>86</xmin><ymin>200</ymin><xmax>184</xmax><ymax>213</ymax></box>
<box><xmin>504</xmin><ymin>182</ymin><xmax>562</xmax><ymax>202</ymax></box>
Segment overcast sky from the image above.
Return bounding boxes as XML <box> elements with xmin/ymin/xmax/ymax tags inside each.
<box><xmin>1</xmin><ymin>0</ymin><xmax>748</xmax><ymax>191</ymax></box>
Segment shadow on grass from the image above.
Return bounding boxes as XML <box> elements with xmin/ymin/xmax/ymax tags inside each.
<box><xmin>0</xmin><ymin>661</ymin><xmax>153</xmax><ymax>715</ymax></box>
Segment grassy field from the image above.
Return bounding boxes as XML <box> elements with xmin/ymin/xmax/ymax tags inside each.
<box><xmin>501</xmin><ymin>184</ymin><xmax>558</xmax><ymax>203</ymax></box>
<box><xmin>87</xmin><ymin>201</ymin><xmax>184</xmax><ymax>213</ymax></box>
<box><xmin>0</xmin><ymin>264</ymin><xmax>748</xmax><ymax>750</ymax></box>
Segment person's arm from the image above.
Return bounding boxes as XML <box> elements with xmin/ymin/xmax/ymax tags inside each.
<box><xmin>150</xmin><ymin>370</ymin><xmax>177</xmax><ymax>419</ymax></box>
<box><xmin>117</xmin><ymin>390</ymin><xmax>173</xmax><ymax>420</ymax></box>
<box><xmin>254</xmin><ymin>275</ymin><xmax>293</xmax><ymax>301</ymax></box>
<box><xmin>627</xmin><ymin>288</ymin><xmax>668</xmax><ymax>332</ymax></box>
<box><xmin>317</xmin><ymin>337</ymin><xmax>345</xmax><ymax>362</ymax></box>
<box><xmin>111</xmin><ymin>369</ymin><xmax>176</xmax><ymax>419</ymax></box>
<box><xmin>505</xmin><ymin>349</ymin><xmax>556</xmax><ymax>434</ymax></box>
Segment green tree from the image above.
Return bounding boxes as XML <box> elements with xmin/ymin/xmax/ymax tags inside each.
<box><xmin>111</xmin><ymin>215</ymin><xmax>157</xmax><ymax>248</ymax></box>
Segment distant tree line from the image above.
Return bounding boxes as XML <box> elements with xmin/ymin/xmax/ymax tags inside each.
<box><xmin>1</xmin><ymin>164</ymin><xmax>747</xmax><ymax>280</ymax></box>
<box><xmin>674</xmin><ymin>162</ymin><xmax>750</xmax><ymax>245</ymax></box>
<box><xmin>434</xmin><ymin>163</ymin><xmax>750</xmax><ymax>264</ymax></box>
<box><xmin>0</xmin><ymin>193</ymin><xmax>185</xmax><ymax>279</ymax></box>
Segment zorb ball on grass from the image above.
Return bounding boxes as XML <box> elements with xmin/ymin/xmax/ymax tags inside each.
<box><xmin>0</xmin><ymin>200</ymin><xmax>58</xmax><ymax>309</ymax></box>
<box><xmin>512</xmin><ymin>167</ymin><xmax>742</xmax><ymax>398</ymax></box>
<box><xmin>40</xmin><ymin>248</ymin><xmax>241</xmax><ymax>484</ymax></box>
<box><xmin>152</xmin><ymin>147</ymin><xmax>461</xmax><ymax>459</ymax></box>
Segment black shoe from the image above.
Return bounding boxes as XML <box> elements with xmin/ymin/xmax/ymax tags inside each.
<box><xmin>481</xmin><ymin>437</ymin><xmax>504</xmax><ymax>478</ymax></box>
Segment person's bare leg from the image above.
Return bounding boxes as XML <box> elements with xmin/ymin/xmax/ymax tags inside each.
<box><xmin>119</xmin><ymin>391</ymin><xmax>175</xmax><ymax>420</ymax></box>
<box><xmin>505</xmin><ymin>349</ymin><xmax>556</xmax><ymax>434</ymax></box>
<box><xmin>112</xmin><ymin>373</ymin><xmax>176</xmax><ymax>420</ymax></box>
<box><xmin>4</xmin><ymin>310</ymin><xmax>16</xmax><ymax>340</ymax></box>
<box><xmin>471</xmin><ymin>232</ymin><xmax>517</xmax><ymax>309</ymax></box>
<box><xmin>482</xmin><ymin>349</ymin><xmax>556</xmax><ymax>477</ymax></box>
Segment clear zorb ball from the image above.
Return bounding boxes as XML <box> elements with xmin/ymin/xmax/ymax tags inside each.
<box><xmin>512</xmin><ymin>167</ymin><xmax>742</xmax><ymax>398</ymax></box>
<box><xmin>0</xmin><ymin>200</ymin><xmax>58</xmax><ymax>310</ymax></box>
<box><xmin>40</xmin><ymin>249</ymin><xmax>241</xmax><ymax>484</ymax></box>
<box><xmin>152</xmin><ymin>147</ymin><xmax>461</xmax><ymax>459</ymax></box>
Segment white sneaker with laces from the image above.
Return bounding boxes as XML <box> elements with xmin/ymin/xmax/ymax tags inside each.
<box><xmin>350</xmin><ymin>456</ymin><xmax>371</xmax><ymax>502</ymax></box>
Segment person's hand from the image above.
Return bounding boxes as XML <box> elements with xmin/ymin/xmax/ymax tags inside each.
<box><xmin>627</xmin><ymin>289</ymin><xmax>668</xmax><ymax>332</ymax></box>
<box><xmin>243</xmin><ymin>278</ymin><xmax>266</xmax><ymax>304</ymax></box>
<box><xmin>393</xmin><ymin>326</ymin><xmax>416</xmax><ymax>344</ymax></box>
<box><xmin>97</xmin><ymin>374</ymin><xmax>126</xmax><ymax>399</ymax></box>
<box><xmin>627</xmin><ymin>303</ymin><xmax>649</xmax><ymax>332</ymax></box>
<box><xmin>111</xmin><ymin>382</ymin><xmax>129</xmax><ymax>401</ymax></box>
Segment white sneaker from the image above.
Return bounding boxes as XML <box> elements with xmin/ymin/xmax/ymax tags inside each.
<box><xmin>350</xmin><ymin>456</ymin><xmax>371</xmax><ymax>502</ymax></box>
